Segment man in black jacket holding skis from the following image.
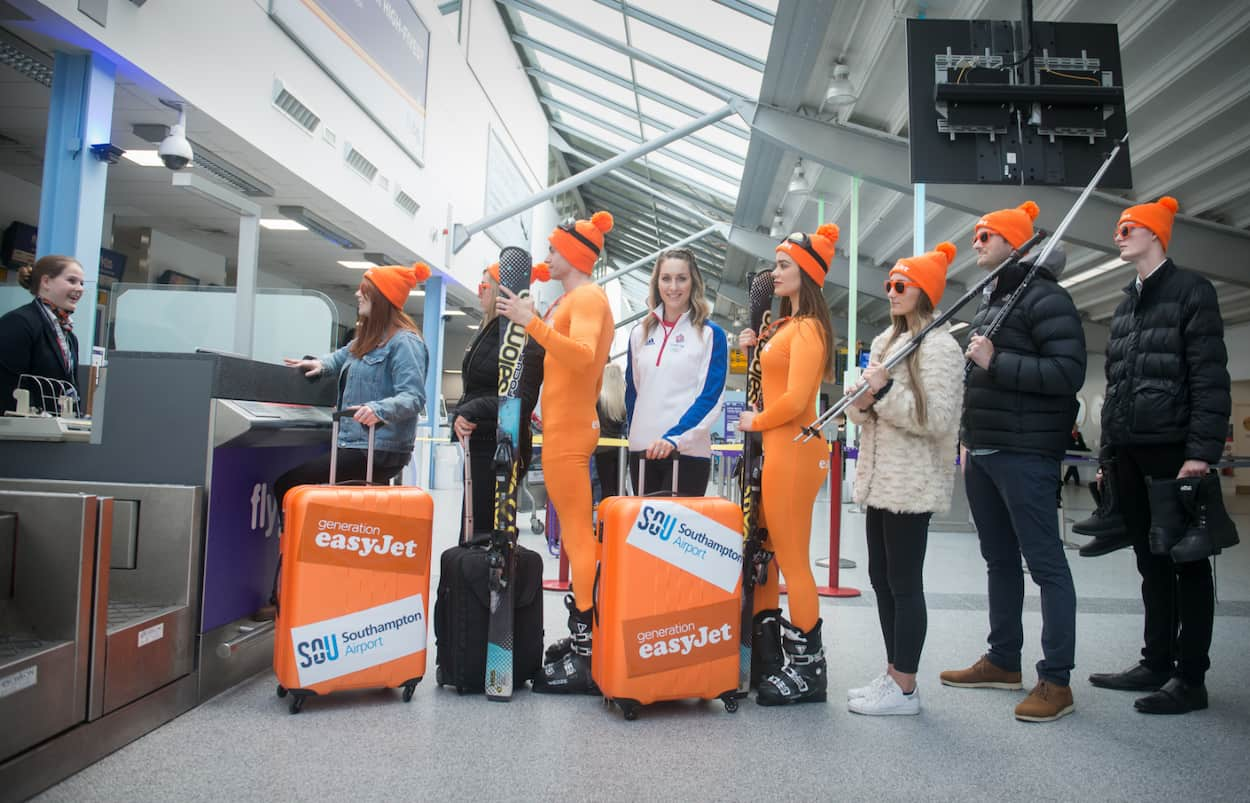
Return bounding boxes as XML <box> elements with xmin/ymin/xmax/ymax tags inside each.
<box><xmin>1083</xmin><ymin>196</ymin><xmax>1232</xmax><ymax>715</ymax></box>
<box><xmin>941</xmin><ymin>201</ymin><xmax>1086</xmax><ymax>724</ymax></box>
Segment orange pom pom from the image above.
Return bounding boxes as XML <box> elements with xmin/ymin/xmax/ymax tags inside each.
<box><xmin>934</xmin><ymin>241</ymin><xmax>957</xmax><ymax>263</ymax></box>
<box><xmin>590</xmin><ymin>210</ymin><xmax>614</xmax><ymax>233</ymax></box>
<box><xmin>531</xmin><ymin>262</ymin><xmax>551</xmax><ymax>283</ymax></box>
<box><xmin>412</xmin><ymin>262</ymin><xmax>431</xmax><ymax>282</ymax></box>
<box><xmin>1158</xmin><ymin>195</ymin><xmax>1179</xmax><ymax>213</ymax></box>
<box><xmin>816</xmin><ymin>223</ymin><xmax>840</xmax><ymax>245</ymax></box>
<box><xmin>1019</xmin><ymin>200</ymin><xmax>1040</xmax><ymax>220</ymax></box>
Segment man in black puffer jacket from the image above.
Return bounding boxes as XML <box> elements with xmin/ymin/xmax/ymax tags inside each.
<box><xmin>940</xmin><ymin>201</ymin><xmax>1086</xmax><ymax>724</ymax></box>
<box><xmin>1085</xmin><ymin>196</ymin><xmax>1231</xmax><ymax>716</ymax></box>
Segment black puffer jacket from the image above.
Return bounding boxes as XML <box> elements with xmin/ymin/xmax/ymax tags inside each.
<box><xmin>960</xmin><ymin>260</ymin><xmax>1087</xmax><ymax>458</ymax></box>
<box><xmin>451</xmin><ymin>316</ymin><xmax>544</xmax><ymax>466</ymax></box>
<box><xmin>1101</xmin><ymin>260</ymin><xmax>1230</xmax><ymax>464</ymax></box>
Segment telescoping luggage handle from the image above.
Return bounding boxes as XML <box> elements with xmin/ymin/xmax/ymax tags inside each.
<box><xmin>329</xmin><ymin>409</ymin><xmax>383</xmax><ymax>485</ymax></box>
<box><xmin>637</xmin><ymin>457</ymin><xmax>680</xmax><ymax>497</ymax></box>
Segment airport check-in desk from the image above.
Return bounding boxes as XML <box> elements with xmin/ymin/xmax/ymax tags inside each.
<box><xmin>0</xmin><ymin>352</ymin><xmax>335</xmax><ymax>800</ymax></box>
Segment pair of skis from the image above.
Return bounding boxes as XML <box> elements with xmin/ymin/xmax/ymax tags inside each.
<box><xmin>484</xmin><ymin>246</ymin><xmax>535</xmax><ymax>701</ymax></box>
<box><xmin>738</xmin><ymin>270</ymin><xmax>777</xmax><ymax>692</ymax></box>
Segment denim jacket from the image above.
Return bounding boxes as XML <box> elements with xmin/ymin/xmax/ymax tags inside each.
<box><xmin>319</xmin><ymin>330</ymin><xmax>428</xmax><ymax>453</ymax></box>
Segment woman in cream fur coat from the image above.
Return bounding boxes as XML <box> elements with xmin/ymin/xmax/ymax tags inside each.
<box><xmin>844</xmin><ymin>242</ymin><xmax>965</xmax><ymax>717</ymax></box>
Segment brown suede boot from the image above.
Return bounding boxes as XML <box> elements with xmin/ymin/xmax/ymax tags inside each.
<box><xmin>939</xmin><ymin>654</ymin><xmax>1024</xmax><ymax>689</ymax></box>
<box><xmin>1015</xmin><ymin>680</ymin><xmax>1075</xmax><ymax>722</ymax></box>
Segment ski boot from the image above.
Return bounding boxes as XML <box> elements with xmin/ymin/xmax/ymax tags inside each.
<box><xmin>749</xmin><ymin>608</ymin><xmax>784</xmax><ymax>690</ymax></box>
<box><xmin>1076</xmin><ymin>454</ymin><xmax>1131</xmax><ymax>557</ymax></box>
<box><xmin>757</xmin><ymin>618</ymin><xmax>827</xmax><ymax>706</ymax></box>
<box><xmin>532</xmin><ymin>595</ymin><xmax>598</xmax><ymax>695</ymax></box>
<box><xmin>1170</xmin><ymin>473</ymin><xmax>1240</xmax><ymax>563</ymax></box>
<box><xmin>1146</xmin><ymin>476</ymin><xmax>1189</xmax><ymax>556</ymax></box>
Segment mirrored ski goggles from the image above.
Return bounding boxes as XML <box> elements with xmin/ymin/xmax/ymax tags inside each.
<box><xmin>885</xmin><ymin>278</ymin><xmax>921</xmax><ymax>295</ymax></box>
<box><xmin>1115</xmin><ymin>222</ymin><xmax>1148</xmax><ymax>239</ymax></box>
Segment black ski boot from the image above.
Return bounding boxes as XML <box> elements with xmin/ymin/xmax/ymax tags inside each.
<box><xmin>1171</xmin><ymin>473</ymin><xmax>1240</xmax><ymax>563</ymax></box>
<box><xmin>543</xmin><ymin>586</ymin><xmax>576</xmax><ymax>664</ymax></box>
<box><xmin>1076</xmin><ymin>455</ymin><xmax>1131</xmax><ymax>557</ymax></box>
<box><xmin>757</xmin><ymin>618</ymin><xmax>826</xmax><ymax>706</ymax></box>
<box><xmin>1146</xmin><ymin>477</ymin><xmax>1189</xmax><ymax>556</ymax></box>
<box><xmin>749</xmin><ymin>608</ymin><xmax>784</xmax><ymax>690</ymax></box>
<box><xmin>532</xmin><ymin>595</ymin><xmax>598</xmax><ymax>695</ymax></box>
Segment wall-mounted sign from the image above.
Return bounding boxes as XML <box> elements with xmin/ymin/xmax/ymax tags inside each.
<box><xmin>271</xmin><ymin>0</ymin><xmax>431</xmax><ymax>163</ymax></box>
<box><xmin>484</xmin><ymin>129</ymin><xmax>533</xmax><ymax>249</ymax></box>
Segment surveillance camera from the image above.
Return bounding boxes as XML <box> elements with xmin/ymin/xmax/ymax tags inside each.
<box><xmin>158</xmin><ymin>106</ymin><xmax>193</xmax><ymax>170</ymax></box>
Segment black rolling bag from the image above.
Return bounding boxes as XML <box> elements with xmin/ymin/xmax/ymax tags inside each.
<box><xmin>433</xmin><ymin>534</ymin><xmax>544</xmax><ymax>694</ymax></box>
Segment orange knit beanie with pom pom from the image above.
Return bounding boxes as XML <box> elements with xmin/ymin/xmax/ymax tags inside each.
<box><xmin>892</xmin><ymin>242</ymin><xmax>956</xmax><ymax>307</ymax></box>
<box><xmin>365</xmin><ymin>262</ymin><xmax>431</xmax><ymax>309</ymax></box>
<box><xmin>1118</xmin><ymin>196</ymin><xmax>1179</xmax><ymax>251</ymax></box>
<box><xmin>975</xmin><ymin>201</ymin><xmax>1040</xmax><ymax>249</ymax></box>
<box><xmin>549</xmin><ymin>211</ymin><xmax>613</xmax><ymax>274</ymax></box>
<box><xmin>777</xmin><ymin>222</ymin><xmax>840</xmax><ymax>285</ymax></box>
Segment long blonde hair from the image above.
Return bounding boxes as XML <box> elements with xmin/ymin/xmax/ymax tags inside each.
<box><xmin>880</xmin><ymin>293</ymin><xmax>935</xmax><ymax>427</ymax></box>
<box><xmin>641</xmin><ymin>249</ymin><xmax>710</xmax><ymax>340</ymax></box>
<box><xmin>598</xmin><ymin>362</ymin><xmax>627</xmax><ymax>421</ymax></box>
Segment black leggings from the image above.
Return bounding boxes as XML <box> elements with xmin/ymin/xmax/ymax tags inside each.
<box><xmin>627</xmin><ymin>453</ymin><xmax>712</xmax><ymax>497</ymax></box>
<box><xmin>865</xmin><ymin>506</ymin><xmax>932</xmax><ymax>675</ymax></box>
<box><xmin>274</xmin><ymin>447</ymin><xmax>410</xmax><ymax>506</ymax></box>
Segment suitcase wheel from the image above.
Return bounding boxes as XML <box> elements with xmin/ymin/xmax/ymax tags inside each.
<box><xmin>276</xmin><ymin>685</ymin><xmax>287</xmax><ymax>699</ymax></box>
<box><xmin>530</xmin><ymin>516</ymin><xmax>544</xmax><ymax>535</ymax></box>
<box><xmin>288</xmin><ymin>695</ymin><xmax>306</xmax><ymax>715</ymax></box>
<box><xmin>724</xmin><ymin>697</ymin><xmax>739</xmax><ymax>714</ymax></box>
<box><xmin>617</xmin><ymin>700</ymin><xmax>640</xmax><ymax>721</ymax></box>
<box><xmin>402</xmin><ymin>682</ymin><xmax>417</xmax><ymax>703</ymax></box>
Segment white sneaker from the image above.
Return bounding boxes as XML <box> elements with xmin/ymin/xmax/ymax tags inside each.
<box><xmin>847</xmin><ymin>672</ymin><xmax>890</xmax><ymax>701</ymax></box>
<box><xmin>848</xmin><ymin>676</ymin><xmax>921</xmax><ymax>716</ymax></box>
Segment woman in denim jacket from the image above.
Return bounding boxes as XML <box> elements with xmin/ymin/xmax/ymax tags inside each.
<box><xmin>276</xmin><ymin>263</ymin><xmax>430</xmax><ymax>500</ymax></box>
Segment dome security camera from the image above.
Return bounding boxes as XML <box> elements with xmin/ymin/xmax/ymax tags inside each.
<box><xmin>159</xmin><ymin>105</ymin><xmax>193</xmax><ymax>171</ymax></box>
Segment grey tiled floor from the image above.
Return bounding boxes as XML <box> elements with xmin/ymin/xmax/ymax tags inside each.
<box><xmin>37</xmin><ymin>482</ymin><xmax>1250</xmax><ymax>802</ymax></box>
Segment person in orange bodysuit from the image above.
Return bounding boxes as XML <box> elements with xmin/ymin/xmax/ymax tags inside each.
<box><xmin>497</xmin><ymin>211</ymin><xmax>615</xmax><ymax>694</ymax></box>
<box><xmin>737</xmin><ymin>224</ymin><xmax>838</xmax><ymax>705</ymax></box>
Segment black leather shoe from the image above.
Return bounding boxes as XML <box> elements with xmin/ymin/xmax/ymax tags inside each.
<box><xmin>1134</xmin><ymin>677</ymin><xmax>1208</xmax><ymax>714</ymax></box>
<box><xmin>1089</xmin><ymin>663</ymin><xmax>1171</xmax><ymax>691</ymax></box>
<box><xmin>1078</xmin><ymin>531</ymin><xmax>1135</xmax><ymax>558</ymax></box>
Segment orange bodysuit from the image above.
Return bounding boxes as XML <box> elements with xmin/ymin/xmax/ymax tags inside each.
<box><xmin>525</xmin><ymin>281</ymin><xmax>614</xmax><ymax>611</ymax></box>
<box><xmin>741</xmin><ymin>316</ymin><xmax>829</xmax><ymax>632</ymax></box>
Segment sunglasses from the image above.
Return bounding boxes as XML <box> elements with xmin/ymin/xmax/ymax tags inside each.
<box><xmin>477</xmin><ymin>281</ymin><xmax>491</xmax><ymax>293</ymax></box>
<box><xmin>972</xmin><ymin>230</ymin><xmax>995</xmax><ymax>245</ymax></box>
<box><xmin>885</xmin><ymin>279</ymin><xmax>920</xmax><ymax>295</ymax></box>
<box><xmin>1115</xmin><ymin>222</ymin><xmax>1147</xmax><ymax>239</ymax></box>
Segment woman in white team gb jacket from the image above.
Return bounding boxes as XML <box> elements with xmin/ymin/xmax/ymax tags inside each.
<box><xmin>625</xmin><ymin>248</ymin><xmax>728</xmax><ymax>496</ymax></box>
<box><xmin>845</xmin><ymin>242</ymin><xmax>965</xmax><ymax>717</ymax></box>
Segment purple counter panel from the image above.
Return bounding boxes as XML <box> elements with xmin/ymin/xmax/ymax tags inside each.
<box><xmin>201</xmin><ymin>444</ymin><xmax>326</xmax><ymax>632</ymax></box>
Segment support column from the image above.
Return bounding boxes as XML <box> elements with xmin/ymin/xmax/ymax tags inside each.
<box><xmin>844</xmin><ymin>176</ymin><xmax>860</xmax><ymax>445</ymax></box>
<box><xmin>422</xmin><ymin>275</ymin><xmax>446</xmax><ymax>483</ymax></box>
<box><xmin>913</xmin><ymin>182</ymin><xmax>927</xmax><ymax>253</ymax></box>
<box><xmin>235</xmin><ymin>215</ymin><xmax>260</xmax><ymax>358</ymax></box>
<box><xmin>37</xmin><ymin>52</ymin><xmax>116</xmax><ymax>360</ymax></box>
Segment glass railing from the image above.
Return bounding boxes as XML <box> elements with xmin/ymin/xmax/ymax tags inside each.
<box><xmin>105</xmin><ymin>283</ymin><xmax>340</xmax><ymax>364</ymax></box>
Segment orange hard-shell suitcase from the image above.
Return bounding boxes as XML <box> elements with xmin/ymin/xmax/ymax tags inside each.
<box><xmin>592</xmin><ymin>462</ymin><xmax>744</xmax><ymax>720</ymax></box>
<box><xmin>273</xmin><ymin>415</ymin><xmax>433</xmax><ymax>713</ymax></box>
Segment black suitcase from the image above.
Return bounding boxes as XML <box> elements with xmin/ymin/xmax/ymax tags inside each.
<box><xmin>433</xmin><ymin>534</ymin><xmax>544</xmax><ymax>694</ymax></box>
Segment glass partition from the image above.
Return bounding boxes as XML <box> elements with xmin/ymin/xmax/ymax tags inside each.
<box><xmin>106</xmin><ymin>284</ymin><xmax>340</xmax><ymax>364</ymax></box>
